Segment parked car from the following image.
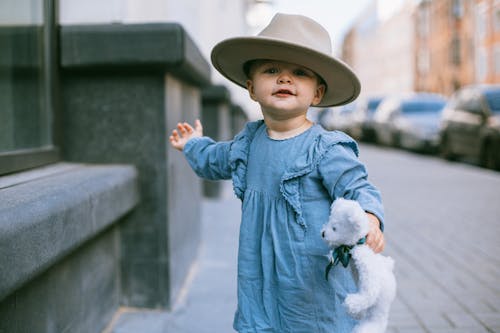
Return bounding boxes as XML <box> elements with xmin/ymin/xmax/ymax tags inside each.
<box><xmin>350</xmin><ymin>96</ymin><xmax>385</xmax><ymax>142</ymax></box>
<box><xmin>396</xmin><ymin>98</ymin><xmax>447</xmax><ymax>153</ymax></box>
<box><xmin>320</xmin><ymin>102</ymin><xmax>356</xmax><ymax>134</ymax></box>
<box><xmin>373</xmin><ymin>93</ymin><xmax>447</xmax><ymax>148</ymax></box>
<box><xmin>439</xmin><ymin>85</ymin><xmax>500</xmax><ymax>170</ymax></box>
<box><xmin>306</xmin><ymin>107</ymin><xmax>324</xmax><ymax>124</ymax></box>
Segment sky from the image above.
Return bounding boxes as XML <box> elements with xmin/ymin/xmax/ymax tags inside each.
<box><xmin>266</xmin><ymin>0</ymin><xmax>405</xmax><ymax>52</ymax></box>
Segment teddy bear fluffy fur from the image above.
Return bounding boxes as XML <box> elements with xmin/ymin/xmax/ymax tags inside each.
<box><xmin>321</xmin><ymin>198</ymin><xmax>396</xmax><ymax>333</ymax></box>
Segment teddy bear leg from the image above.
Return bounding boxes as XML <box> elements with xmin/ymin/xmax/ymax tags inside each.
<box><xmin>352</xmin><ymin>319</ymin><xmax>386</xmax><ymax>333</ymax></box>
<box><xmin>344</xmin><ymin>294</ymin><xmax>361</xmax><ymax>316</ymax></box>
<box><xmin>353</xmin><ymin>304</ymin><xmax>390</xmax><ymax>333</ymax></box>
<box><xmin>346</xmin><ymin>247</ymin><xmax>382</xmax><ymax>315</ymax></box>
<box><xmin>344</xmin><ymin>293</ymin><xmax>372</xmax><ymax>317</ymax></box>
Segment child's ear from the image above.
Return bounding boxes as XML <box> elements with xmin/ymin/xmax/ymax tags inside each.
<box><xmin>311</xmin><ymin>84</ymin><xmax>326</xmax><ymax>106</ymax></box>
<box><xmin>246</xmin><ymin>79</ymin><xmax>258</xmax><ymax>101</ymax></box>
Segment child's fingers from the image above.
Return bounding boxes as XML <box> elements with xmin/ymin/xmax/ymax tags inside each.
<box><xmin>170</xmin><ymin>129</ymin><xmax>180</xmax><ymax>140</ymax></box>
<box><xmin>366</xmin><ymin>229</ymin><xmax>384</xmax><ymax>253</ymax></box>
<box><xmin>183</xmin><ymin>122</ymin><xmax>194</xmax><ymax>133</ymax></box>
<box><xmin>177</xmin><ymin>123</ymin><xmax>188</xmax><ymax>135</ymax></box>
<box><xmin>194</xmin><ymin>119</ymin><xmax>203</xmax><ymax>131</ymax></box>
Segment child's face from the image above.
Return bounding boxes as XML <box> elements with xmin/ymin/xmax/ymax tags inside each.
<box><xmin>245</xmin><ymin>60</ymin><xmax>325</xmax><ymax>119</ymax></box>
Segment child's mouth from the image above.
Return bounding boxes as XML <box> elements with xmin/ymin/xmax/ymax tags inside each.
<box><xmin>273</xmin><ymin>89</ymin><xmax>295</xmax><ymax>97</ymax></box>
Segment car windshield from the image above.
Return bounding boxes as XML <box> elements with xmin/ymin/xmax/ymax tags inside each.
<box><xmin>367</xmin><ymin>99</ymin><xmax>383</xmax><ymax>113</ymax></box>
<box><xmin>401</xmin><ymin>100</ymin><xmax>445</xmax><ymax>114</ymax></box>
<box><xmin>484</xmin><ymin>90</ymin><xmax>500</xmax><ymax>113</ymax></box>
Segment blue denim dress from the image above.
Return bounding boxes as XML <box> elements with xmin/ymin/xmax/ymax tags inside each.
<box><xmin>184</xmin><ymin>120</ymin><xmax>384</xmax><ymax>333</ymax></box>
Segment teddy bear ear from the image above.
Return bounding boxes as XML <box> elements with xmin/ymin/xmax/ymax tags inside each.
<box><xmin>349</xmin><ymin>211</ymin><xmax>363</xmax><ymax>231</ymax></box>
<box><xmin>354</xmin><ymin>210</ymin><xmax>371</xmax><ymax>235</ymax></box>
<box><xmin>331</xmin><ymin>197</ymin><xmax>348</xmax><ymax>212</ymax></box>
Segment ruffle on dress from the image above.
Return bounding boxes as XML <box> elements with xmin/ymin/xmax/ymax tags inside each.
<box><xmin>228</xmin><ymin>120</ymin><xmax>359</xmax><ymax>228</ymax></box>
<box><xmin>228</xmin><ymin>120</ymin><xmax>264</xmax><ymax>199</ymax></box>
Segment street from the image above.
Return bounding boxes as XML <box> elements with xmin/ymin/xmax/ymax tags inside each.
<box><xmin>109</xmin><ymin>144</ymin><xmax>500</xmax><ymax>333</ymax></box>
<box><xmin>361</xmin><ymin>144</ymin><xmax>500</xmax><ymax>333</ymax></box>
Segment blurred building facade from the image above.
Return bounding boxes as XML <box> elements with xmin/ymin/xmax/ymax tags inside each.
<box><xmin>414</xmin><ymin>0</ymin><xmax>475</xmax><ymax>95</ymax></box>
<box><xmin>343</xmin><ymin>0</ymin><xmax>500</xmax><ymax>98</ymax></box>
<box><xmin>474</xmin><ymin>0</ymin><xmax>500</xmax><ymax>84</ymax></box>
<box><xmin>60</xmin><ymin>0</ymin><xmax>259</xmax><ymax>115</ymax></box>
<box><xmin>348</xmin><ymin>0</ymin><xmax>417</xmax><ymax>97</ymax></box>
<box><xmin>0</xmin><ymin>1</ymin><xmax>253</xmax><ymax>332</ymax></box>
<box><xmin>341</xmin><ymin>27</ymin><xmax>356</xmax><ymax>67</ymax></box>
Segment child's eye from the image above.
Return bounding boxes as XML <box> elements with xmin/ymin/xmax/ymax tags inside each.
<box><xmin>264</xmin><ymin>67</ymin><xmax>279</xmax><ymax>74</ymax></box>
<box><xmin>294</xmin><ymin>69</ymin><xmax>308</xmax><ymax>76</ymax></box>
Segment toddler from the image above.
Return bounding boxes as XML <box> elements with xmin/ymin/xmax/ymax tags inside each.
<box><xmin>170</xmin><ymin>13</ymin><xmax>385</xmax><ymax>333</ymax></box>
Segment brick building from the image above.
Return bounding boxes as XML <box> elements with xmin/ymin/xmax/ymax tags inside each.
<box><xmin>341</xmin><ymin>27</ymin><xmax>356</xmax><ymax>67</ymax></box>
<box><xmin>344</xmin><ymin>0</ymin><xmax>500</xmax><ymax>98</ymax></box>
<box><xmin>475</xmin><ymin>0</ymin><xmax>500</xmax><ymax>84</ymax></box>
<box><xmin>414</xmin><ymin>0</ymin><xmax>475</xmax><ymax>96</ymax></box>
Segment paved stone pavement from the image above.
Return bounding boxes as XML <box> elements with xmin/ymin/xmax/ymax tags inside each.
<box><xmin>108</xmin><ymin>144</ymin><xmax>500</xmax><ymax>333</ymax></box>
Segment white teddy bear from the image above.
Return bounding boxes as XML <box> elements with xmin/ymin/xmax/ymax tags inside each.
<box><xmin>321</xmin><ymin>198</ymin><xmax>396</xmax><ymax>333</ymax></box>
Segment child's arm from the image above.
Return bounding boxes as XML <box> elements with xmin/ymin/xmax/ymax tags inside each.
<box><xmin>169</xmin><ymin>119</ymin><xmax>203</xmax><ymax>151</ymax></box>
<box><xmin>169</xmin><ymin>119</ymin><xmax>232</xmax><ymax>180</ymax></box>
<box><xmin>319</xmin><ymin>144</ymin><xmax>385</xmax><ymax>253</ymax></box>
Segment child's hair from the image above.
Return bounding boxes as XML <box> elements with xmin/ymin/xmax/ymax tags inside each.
<box><xmin>243</xmin><ymin>59</ymin><xmax>327</xmax><ymax>88</ymax></box>
<box><xmin>242</xmin><ymin>59</ymin><xmax>265</xmax><ymax>78</ymax></box>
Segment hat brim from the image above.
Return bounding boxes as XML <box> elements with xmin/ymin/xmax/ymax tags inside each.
<box><xmin>211</xmin><ymin>37</ymin><xmax>361</xmax><ymax>107</ymax></box>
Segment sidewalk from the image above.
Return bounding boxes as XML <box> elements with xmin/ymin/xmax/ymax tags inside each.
<box><xmin>108</xmin><ymin>182</ymin><xmax>239</xmax><ymax>333</ymax></box>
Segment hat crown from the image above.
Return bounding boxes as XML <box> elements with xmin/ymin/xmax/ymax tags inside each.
<box><xmin>258</xmin><ymin>13</ymin><xmax>333</xmax><ymax>57</ymax></box>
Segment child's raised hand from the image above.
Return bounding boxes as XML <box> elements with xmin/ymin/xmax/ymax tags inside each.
<box><xmin>169</xmin><ymin>119</ymin><xmax>203</xmax><ymax>151</ymax></box>
<box><xmin>365</xmin><ymin>213</ymin><xmax>385</xmax><ymax>253</ymax></box>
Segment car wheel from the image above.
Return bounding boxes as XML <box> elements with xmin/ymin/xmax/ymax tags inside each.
<box><xmin>440</xmin><ymin>135</ymin><xmax>456</xmax><ymax>161</ymax></box>
<box><xmin>372</xmin><ymin>131</ymin><xmax>379</xmax><ymax>144</ymax></box>
<box><xmin>363</xmin><ymin>128</ymin><xmax>376</xmax><ymax>143</ymax></box>
<box><xmin>392</xmin><ymin>131</ymin><xmax>401</xmax><ymax>148</ymax></box>
<box><xmin>481</xmin><ymin>142</ymin><xmax>500</xmax><ymax>171</ymax></box>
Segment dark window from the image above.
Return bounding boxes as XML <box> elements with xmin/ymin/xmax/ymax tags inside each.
<box><xmin>484</xmin><ymin>90</ymin><xmax>500</xmax><ymax>113</ymax></box>
<box><xmin>0</xmin><ymin>0</ymin><xmax>59</xmax><ymax>175</ymax></box>
<box><xmin>451</xmin><ymin>36</ymin><xmax>461</xmax><ymax>65</ymax></box>
<box><xmin>401</xmin><ymin>100</ymin><xmax>446</xmax><ymax>114</ymax></box>
<box><xmin>457</xmin><ymin>92</ymin><xmax>483</xmax><ymax>114</ymax></box>
<box><xmin>367</xmin><ymin>98</ymin><xmax>383</xmax><ymax>113</ymax></box>
<box><xmin>452</xmin><ymin>0</ymin><xmax>464</xmax><ymax>18</ymax></box>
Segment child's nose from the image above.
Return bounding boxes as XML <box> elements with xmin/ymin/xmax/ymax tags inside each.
<box><xmin>277</xmin><ymin>72</ymin><xmax>292</xmax><ymax>84</ymax></box>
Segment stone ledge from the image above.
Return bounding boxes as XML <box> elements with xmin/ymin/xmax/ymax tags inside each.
<box><xmin>60</xmin><ymin>23</ymin><xmax>211</xmax><ymax>87</ymax></box>
<box><xmin>202</xmin><ymin>85</ymin><xmax>231</xmax><ymax>103</ymax></box>
<box><xmin>0</xmin><ymin>163</ymin><xmax>140</xmax><ymax>301</ymax></box>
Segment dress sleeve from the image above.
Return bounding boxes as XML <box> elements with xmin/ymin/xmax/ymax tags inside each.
<box><xmin>183</xmin><ymin>136</ymin><xmax>232</xmax><ymax>180</ymax></box>
<box><xmin>318</xmin><ymin>143</ymin><xmax>385</xmax><ymax>230</ymax></box>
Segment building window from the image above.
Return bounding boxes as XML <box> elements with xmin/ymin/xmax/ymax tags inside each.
<box><xmin>451</xmin><ymin>36</ymin><xmax>461</xmax><ymax>65</ymax></box>
<box><xmin>494</xmin><ymin>4</ymin><xmax>500</xmax><ymax>31</ymax></box>
<box><xmin>452</xmin><ymin>0</ymin><xmax>464</xmax><ymax>18</ymax></box>
<box><xmin>0</xmin><ymin>0</ymin><xmax>58</xmax><ymax>175</ymax></box>
<box><xmin>475</xmin><ymin>2</ymin><xmax>487</xmax><ymax>40</ymax></box>
<box><xmin>476</xmin><ymin>47</ymin><xmax>488</xmax><ymax>82</ymax></box>
<box><xmin>417</xmin><ymin>49</ymin><xmax>430</xmax><ymax>74</ymax></box>
<box><xmin>495</xmin><ymin>44</ymin><xmax>500</xmax><ymax>74</ymax></box>
<box><xmin>417</xmin><ymin>4</ymin><xmax>430</xmax><ymax>37</ymax></box>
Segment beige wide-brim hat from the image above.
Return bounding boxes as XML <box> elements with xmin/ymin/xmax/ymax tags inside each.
<box><xmin>211</xmin><ymin>13</ymin><xmax>361</xmax><ymax>107</ymax></box>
